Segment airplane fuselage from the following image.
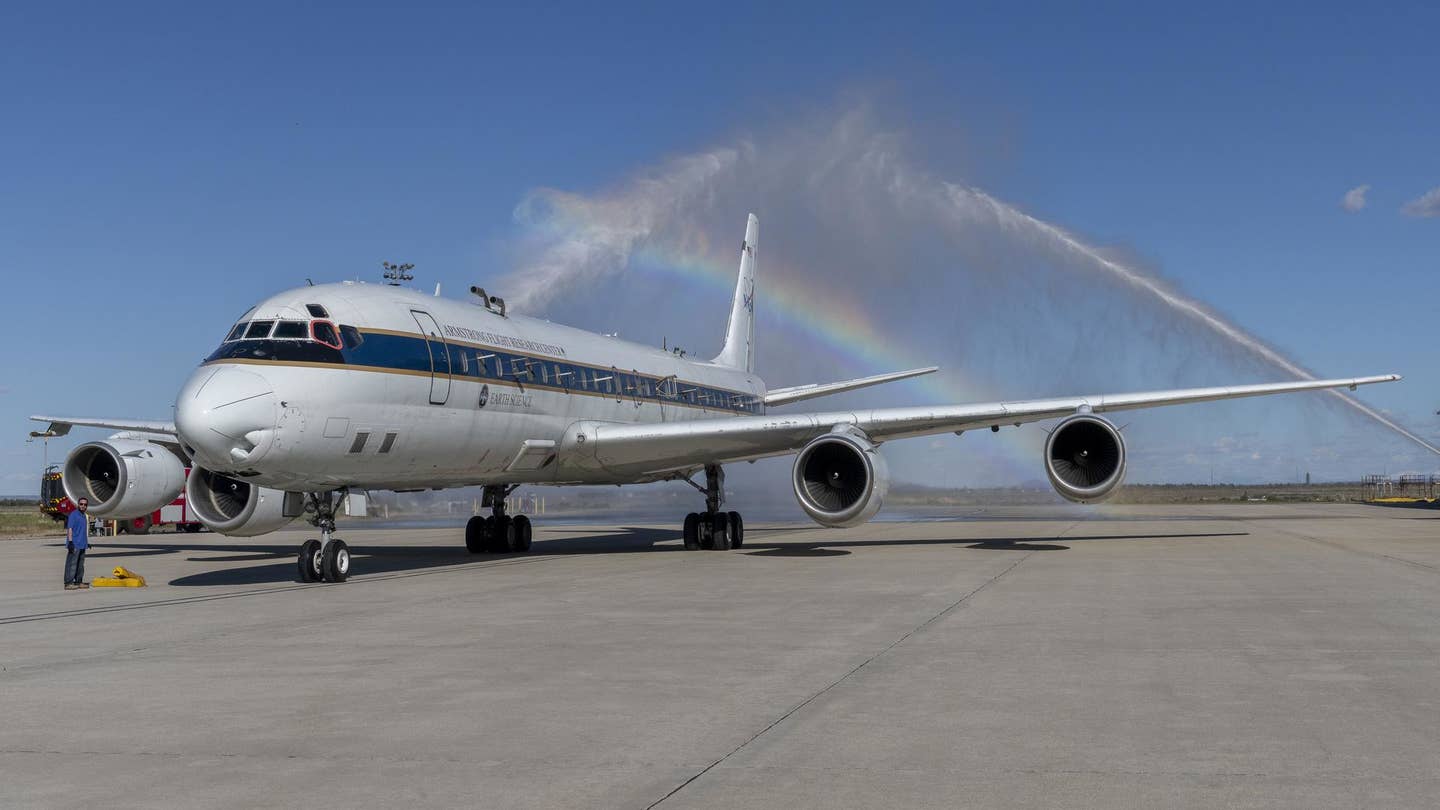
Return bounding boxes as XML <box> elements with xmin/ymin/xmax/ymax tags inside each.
<box><xmin>175</xmin><ymin>281</ymin><xmax>767</xmax><ymax>492</ymax></box>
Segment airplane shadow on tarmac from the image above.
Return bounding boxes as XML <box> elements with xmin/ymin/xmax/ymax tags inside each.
<box><xmin>741</xmin><ymin>531</ymin><xmax>1248</xmax><ymax>556</ymax></box>
<box><xmin>84</xmin><ymin>527</ymin><xmax>684</xmax><ymax>588</ymax></box>
<box><xmin>79</xmin><ymin>528</ymin><xmax>1248</xmax><ymax>587</ymax></box>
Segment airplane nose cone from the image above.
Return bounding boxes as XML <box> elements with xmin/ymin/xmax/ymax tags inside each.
<box><xmin>175</xmin><ymin>366</ymin><xmax>280</xmax><ymax>469</ymax></box>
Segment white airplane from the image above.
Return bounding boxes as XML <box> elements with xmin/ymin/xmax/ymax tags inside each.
<box><xmin>34</xmin><ymin>214</ymin><xmax>1399</xmax><ymax>583</ymax></box>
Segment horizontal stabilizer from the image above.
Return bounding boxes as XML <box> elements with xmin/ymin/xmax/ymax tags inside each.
<box><xmin>763</xmin><ymin>367</ymin><xmax>940</xmax><ymax>407</ymax></box>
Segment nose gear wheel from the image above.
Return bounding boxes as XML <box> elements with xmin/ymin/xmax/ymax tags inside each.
<box><xmin>295</xmin><ymin>492</ymin><xmax>353</xmax><ymax>582</ymax></box>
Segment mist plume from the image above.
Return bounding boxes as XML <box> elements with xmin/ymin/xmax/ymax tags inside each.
<box><xmin>498</xmin><ymin>108</ymin><xmax>1437</xmax><ymax>464</ymax></box>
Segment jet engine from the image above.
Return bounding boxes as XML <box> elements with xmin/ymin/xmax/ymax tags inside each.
<box><xmin>1044</xmin><ymin>414</ymin><xmax>1127</xmax><ymax>503</ymax></box>
<box><xmin>792</xmin><ymin>431</ymin><xmax>889</xmax><ymax>527</ymax></box>
<box><xmin>63</xmin><ymin>439</ymin><xmax>186</xmax><ymax>519</ymax></box>
<box><xmin>186</xmin><ymin>467</ymin><xmax>301</xmax><ymax>537</ymax></box>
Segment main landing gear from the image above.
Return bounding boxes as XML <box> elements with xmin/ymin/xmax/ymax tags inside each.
<box><xmin>681</xmin><ymin>464</ymin><xmax>745</xmax><ymax>551</ymax></box>
<box><xmin>465</xmin><ymin>484</ymin><xmax>534</xmax><ymax>554</ymax></box>
<box><xmin>297</xmin><ymin>492</ymin><xmax>351</xmax><ymax>583</ymax></box>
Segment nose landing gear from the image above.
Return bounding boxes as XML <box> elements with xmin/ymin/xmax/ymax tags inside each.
<box><xmin>680</xmin><ymin>465</ymin><xmax>745</xmax><ymax>551</ymax></box>
<box><xmin>465</xmin><ymin>484</ymin><xmax>534</xmax><ymax>554</ymax></box>
<box><xmin>297</xmin><ymin>492</ymin><xmax>351</xmax><ymax>583</ymax></box>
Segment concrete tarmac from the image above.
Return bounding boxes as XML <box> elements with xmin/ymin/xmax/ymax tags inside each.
<box><xmin>2</xmin><ymin>503</ymin><xmax>1438</xmax><ymax>808</ymax></box>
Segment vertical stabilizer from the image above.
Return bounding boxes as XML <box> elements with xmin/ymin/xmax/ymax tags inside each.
<box><xmin>714</xmin><ymin>213</ymin><xmax>758</xmax><ymax>373</ymax></box>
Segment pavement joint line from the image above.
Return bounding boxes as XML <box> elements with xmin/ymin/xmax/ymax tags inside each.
<box><xmin>1265</xmin><ymin>524</ymin><xmax>1440</xmax><ymax>575</ymax></box>
<box><xmin>0</xmin><ymin>554</ymin><xmax>568</xmax><ymax>626</ymax></box>
<box><xmin>645</xmin><ymin>551</ymin><xmax>1036</xmax><ymax>809</ymax></box>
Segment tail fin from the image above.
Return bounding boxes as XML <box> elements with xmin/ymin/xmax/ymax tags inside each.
<box><xmin>714</xmin><ymin>213</ymin><xmax>758</xmax><ymax>373</ymax></box>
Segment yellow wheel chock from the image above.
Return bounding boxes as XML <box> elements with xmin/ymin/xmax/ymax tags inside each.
<box><xmin>92</xmin><ymin>566</ymin><xmax>147</xmax><ymax>588</ymax></box>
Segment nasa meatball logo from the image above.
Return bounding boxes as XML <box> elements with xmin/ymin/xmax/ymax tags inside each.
<box><xmin>477</xmin><ymin>384</ymin><xmax>490</xmax><ymax>408</ymax></box>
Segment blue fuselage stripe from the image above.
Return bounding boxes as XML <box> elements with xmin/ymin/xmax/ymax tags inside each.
<box><xmin>205</xmin><ymin>331</ymin><xmax>763</xmax><ymax>414</ymax></box>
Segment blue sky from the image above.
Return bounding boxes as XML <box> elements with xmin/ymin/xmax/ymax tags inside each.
<box><xmin>3</xmin><ymin>1</ymin><xmax>1438</xmax><ymax>493</ymax></box>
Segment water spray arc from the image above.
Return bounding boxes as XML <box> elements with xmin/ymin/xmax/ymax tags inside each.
<box><xmin>501</xmin><ymin>109</ymin><xmax>1434</xmax><ymax>465</ymax></box>
<box><xmin>940</xmin><ymin>184</ymin><xmax>1440</xmax><ymax>456</ymax></box>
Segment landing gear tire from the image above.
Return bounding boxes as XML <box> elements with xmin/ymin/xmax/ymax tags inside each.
<box><xmin>465</xmin><ymin>516</ymin><xmax>487</xmax><ymax>554</ymax></box>
<box><xmin>298</xmin><ymin>539</ymin><xmax>323</xmax><ymax>583</ymax></box>
<box><xmin>490</xmin><ymin>516</ymin><xmax>516</xmax><ymax>553</ymax></box>
<box><xmin>513</xmin><ymin>515</ymin><xmax>533</xmax><ymax>552</ymax></box>
<box><xmin>699</xmin><ymin>515</ymin><xmax>715</xmax><ymax>550</ymax></box>
<box><xmin>322</xmin><ymin>539</ymin><xmax>350</xmax><ymax>582</ymax></box>
<box><xmin>682</xmin><ymin>513</ymin><xmax>701</xmax><ymax>550</ymax></box>
<box><xmin>710</xmin><ymin>513</ymin><xmax>732</xmax><ymax>551</ymax></box>
<box><xmin>727</xmin><ymin>511</ymin><xmax>744</xmax><ymax>548</ymax></box>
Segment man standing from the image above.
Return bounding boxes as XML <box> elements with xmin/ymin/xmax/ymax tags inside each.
<box><xmin>64</xmin><ymin>498</ymin><xmax>90</xmax><ymax>590</ymax></box>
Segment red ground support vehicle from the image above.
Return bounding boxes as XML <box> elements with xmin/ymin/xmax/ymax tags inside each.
<box><xmin>39</xmin><ymin>465</ymin><xmax>71</xmax><ymax>522</ymax></box>
<box><xmin>39</xmin><ymin>464</ymin><xmax>203</xmax><ymax>534</ymax></box>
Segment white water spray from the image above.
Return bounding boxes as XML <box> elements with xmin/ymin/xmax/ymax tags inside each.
<box><xmin>503</xmin><ymin>109</ymin><xmax>1436</xmax><ymax>459</ymax></box>
<box><xmin>938</xmin><ymin>183</ymin><xmax>1440</xmax><ymax>455</ymax></box>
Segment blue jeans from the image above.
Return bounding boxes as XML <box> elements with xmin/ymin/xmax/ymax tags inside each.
<box><xmin>64</xmin><ymin>545</ymin><xmax>86</xmax><ymax>584</ymax></box>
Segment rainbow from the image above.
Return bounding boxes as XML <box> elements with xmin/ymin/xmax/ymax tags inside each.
<box><xmin>513</xmin><ymin>204</ymin><xmax>1036</xmax><ymax>482</ymax></box>
<box><xmin>628</xmin><ymin>243</ymin><xmax>1038</xmax><ymax>481</ymax></box>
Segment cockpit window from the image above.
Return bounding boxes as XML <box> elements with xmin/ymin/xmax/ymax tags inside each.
<box><xmin>306</xmin><ymin>304</ymin><xmax>329</xmax><ymax>318</ymax></box>
<box><xmin>244</xmin><ymin>320</ymin><xmax>275</xmax><ymax>339</ymax></box>
<box><xmin>272</xmin><ymin>321</ymin><xmax>308</xmax><ymax>339</ymax></box>
<box><xmin>339</xmin><ymin>325</ymin><xmax>364</xmax><ymax>349</ymax></box>
<box><xmin>311</xmin><ymin>320</ymin><xmax>342</xmax><ymax>349</ymax></box>
<box><xmin>224</xmin><ymin>323</ymin><xmax>247</xmax><ymax>342</ymax></box>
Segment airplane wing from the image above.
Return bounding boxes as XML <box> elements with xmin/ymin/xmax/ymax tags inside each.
<box><xmin>30</xmin><ymin>415</ymin><xmax>177</xmax><ymax>437</ymax></box>
<box><xmin>763</xmin><ymin>367</ymin><xmax>939</xmax><ymax>406</ymax></box>
<box><xmin>583</xmin><ymin>375</ymin><xmax>1401</xmax><ymax>478</ymax></box>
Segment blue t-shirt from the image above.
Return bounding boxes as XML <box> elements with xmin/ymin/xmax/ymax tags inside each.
<box><xmin>66</xmin><ymin>511</ymin><xmax>89</xmax><ymax>550</ymax></box>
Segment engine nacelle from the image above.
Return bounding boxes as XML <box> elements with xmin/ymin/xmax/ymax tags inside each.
<box><xmin>792</xmin><ymin>431</ymin><xmax>889</xmax><ymax>527</ymax></box>
<box><xmin>63</xmin><ymin>439</ymin><xmax>186</xmax><ymax>519</ymax></box>
<box><xmin>186</xmin><ymin>467</ymin><xmax>300</xmax><ymax>537</ymax></box>
<box><xmin>1044</xmin><ymin>414</ymin><xmax>1127</xmax><ymax>503</ymax></box>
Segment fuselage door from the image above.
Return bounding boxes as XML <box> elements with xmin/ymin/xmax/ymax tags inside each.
<box><xmin>410</xmin><ymin>310</ymin><xmax>452</xmax><ymax>405</ymax></box>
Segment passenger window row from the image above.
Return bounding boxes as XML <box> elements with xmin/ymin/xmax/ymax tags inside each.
<box><xmin>441</xmin><ymin>346</ymin><xmax>760</xmax><ymax>413</ymax></box>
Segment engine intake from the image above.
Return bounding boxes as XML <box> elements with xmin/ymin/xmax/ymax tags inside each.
<box><xmin>792</xmin><ymin>431</ymin><xmax>889</xmax><ymax>527</ymax></box>
<box><xmin>63</xmin><ymin>440</ymin><xmax>186</xmax><ymax>518</ymax></box>
<box><xmin>186</xmin><ymin>467</ymin><xmax>301</xmax><ymax>537</ymax></box>
<box><xmin>1044</xmin><ymin>414</ymin><xmax>1126</xmax><ymax>503</ymax></box>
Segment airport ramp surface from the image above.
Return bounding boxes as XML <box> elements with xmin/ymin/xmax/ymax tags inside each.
<box><xmin>2</xmin><ymin>504</ymin><xmax>1439</xmax><ymax>808</ymax></box>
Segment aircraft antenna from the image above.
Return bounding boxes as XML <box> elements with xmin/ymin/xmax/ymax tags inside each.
<box><xmin>382</xmin><ymin>261</ymin><xmax>415</xmax><ymax>286</ymax></box>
